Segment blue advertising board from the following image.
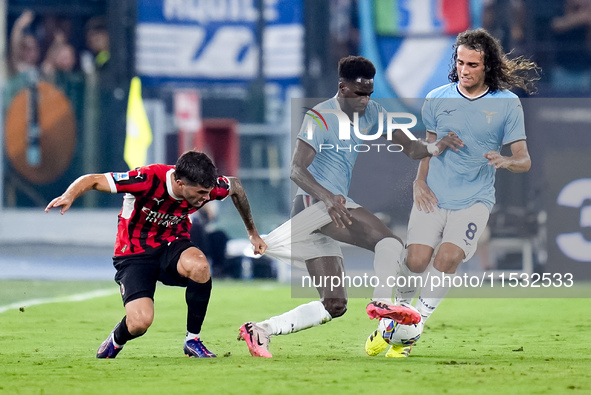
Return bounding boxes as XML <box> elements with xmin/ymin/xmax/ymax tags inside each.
<box><xmin>136</xmin><ymin>0</ymin><xmax>303</xmax><ymax>87</ymax></box>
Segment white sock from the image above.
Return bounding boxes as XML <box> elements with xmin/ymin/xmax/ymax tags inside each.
<box><xmin>372</xmin><ymin>238</ymin><xmax>404</xmax><ymax>304</ymax></box>
<box><xmin>257</xmin><ymin>301</ymin><xmax>332</xmax><ymax>336</ymax></box>
<box><xmin>415</xmin><ymin>266</ymin><xmax>452</xmax><ymax>323</ymax></box>
<box><xmin>112</xmin><ymin>337</ymin><xmax>123</xmax><ymax>348</ymax></box>
<box><xmin>395</xmin><ymin>255</ymin><xmax>422</xmax><ymax>304</ymax></box>
<box><xmin>186</xmin><ymin>331</ymin><xmax>200</xmax><ymax>341</ymax></box>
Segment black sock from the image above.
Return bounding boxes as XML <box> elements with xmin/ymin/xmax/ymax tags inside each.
<box><xmin>113</xmin><ymin>316</ymin><xmax>142</xmax><ymax>346</ymax></box>
<box><xmin>186</xmin><ymin>278</ymin><xmax>212</xmax><ymax>335</ymax></box>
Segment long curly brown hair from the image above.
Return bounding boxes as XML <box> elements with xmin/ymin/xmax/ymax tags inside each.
<box><xmin>448</xmin><ymin>28</ymin><xmax>541</xmax><ymax>94</ymax></box>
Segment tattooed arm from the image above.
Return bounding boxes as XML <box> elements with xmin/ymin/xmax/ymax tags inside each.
<box><xmin>226</xmin><ymin>177</ymin><xmax>267</xmax><ymax>255</ymax></box>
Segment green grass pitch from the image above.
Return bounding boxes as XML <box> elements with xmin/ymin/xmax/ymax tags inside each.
<box><xmin>1</xmin><ymin>280</ymin><xmax>590</xmax><ymax>394</ymax></box>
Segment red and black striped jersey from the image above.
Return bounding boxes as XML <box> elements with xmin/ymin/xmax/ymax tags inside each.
<box><xmin>105</xmin><ymin>164</ymin><xmax>230</xmax><ymax>256</ymax></box>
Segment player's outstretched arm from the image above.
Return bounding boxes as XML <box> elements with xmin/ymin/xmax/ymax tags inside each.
<box><xmin>389</xmin><ymin>130</ymin><xmax>464</xmax><ymax>159</ymax></box>
<box><xmin>226</xmin><ymin>176</ymin><xmax>267</xmax><ymax>255</ymax></box>
<box><xmin>45</xmin><ymin>174</ymin><xmax>111</xmax><ymax>215</ymax></box>
<box><xmin>484</xmin><ymin>140</ymin><xmax>531</xmax><ymax>172</ymax></box>
<box><xmin>290</xmin><ymin>139</ymin><xmax>352</xmax><ymax>228</ymax></box>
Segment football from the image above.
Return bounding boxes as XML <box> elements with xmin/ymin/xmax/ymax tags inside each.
<box><xmin>379</xmin><ymin>318</ymin><xmax>423</xmax><ymax>345</ymax></box>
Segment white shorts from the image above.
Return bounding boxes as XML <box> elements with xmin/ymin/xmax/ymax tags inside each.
<box><xmin>406</xmin><ymin>202</ymin><xmax>490</xmax><ymax>262</ymax></box>
<box><xmin>263</xmin><ymin>198</ymin><xmax>361</xmax><ymax>269</ymax></box>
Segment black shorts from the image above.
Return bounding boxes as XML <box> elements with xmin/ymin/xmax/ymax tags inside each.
<box><xmin>113</xmin><ymin>238</ymin><xmax>194</xmax><ymax>305</ymax></box>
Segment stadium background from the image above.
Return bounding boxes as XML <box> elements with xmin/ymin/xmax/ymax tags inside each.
<box><xmin>0</xmin><ymin>0</ymin><xmax>590</xmax><ymax>284</ymax></box>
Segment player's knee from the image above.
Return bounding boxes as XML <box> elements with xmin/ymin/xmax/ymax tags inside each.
<box><xmin>126</xmin><ymin>311</ymin><xmax>153</xmax><ymax>335</ymax></box>
<box><xmin>433</xmin><ymin>244</ymin><xmax>464</xmax><ymax>274</ymax></box>
<box><xmin>406</xmin><ymin>253</ymin><xmax>430</xmax><ymax>273</ymax></box>
<box><xmin>433</xmin><ymin>255</ymin><xmax>462</xmax><ymax>274</ymax></box>
<box><xmin>323</xmin><ymin>298</ymin><xmax>347</xmax><ymax>318</ymax></box>
<box><xmin>187</xmin><ymin>261</ymin><xmax>211</xmax><ymax>283</ymax></box>
<box><xmin>180</xmin><ymin>254</ymin><xmax>211</xmax><ymax>283</ymax></box>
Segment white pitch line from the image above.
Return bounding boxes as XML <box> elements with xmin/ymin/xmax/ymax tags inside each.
<box><xmin>0</xmin><ymin>288</ymin><xmax>119</xmax><ymax>314</ymax></box>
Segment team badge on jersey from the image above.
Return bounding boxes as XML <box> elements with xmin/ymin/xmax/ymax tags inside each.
<box><xmin>482</xmin><ymin>110</ymin><xmax>498</xmax><ymax>124</ymax></box>
<box><xmin>113</xmin><ymin>172</ymin><xmax>130</xmax><ymax>181</ymax></box>
<box><xmin>218</xmin><ymin>176</ymin><xmax>230</xmax><ymax>190</ymax></box>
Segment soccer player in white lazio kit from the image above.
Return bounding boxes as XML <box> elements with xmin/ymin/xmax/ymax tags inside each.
<box><xmin>365</xmin><ymin>28</ymin><xmax>538</xmax><ymax>358</ymax></box>
<box><xmin>410</xmin><ymin>80</ymin><xmax>526</xmax><ymax>256</ymax></box>
<box><xmin>238</xmin><ymin>56</ymin><xmax>464</xmax><ymax>358</ymax></box>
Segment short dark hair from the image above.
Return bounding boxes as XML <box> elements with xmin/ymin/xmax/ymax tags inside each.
<box><xmin>338</xmin><ymin>56</ymin><xmax>376</xmax><ymax>81</ymax></box>
<box><xmin>449</xmin><ymin>28</ymin><xmax>540</xmax><ymax>94</ymax></box>
<box><xmin>174</xmin><ymin>150</ymin><xmax>217</xmax><ymax>188</ymax></box>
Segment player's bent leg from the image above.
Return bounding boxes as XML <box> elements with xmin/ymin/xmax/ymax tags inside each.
<box><xmin>394</xmin><ymin>244</ymin><xmax>434</xmax><ymax>306</ymax></box>
<box><xmin>371</xmin><ymin>237</ymin><xmax>404</xmax><ymax>304</ymax></box>
<box><xmin>406</xmin><ymin>244</ymin><xmax>434</xmax><ymax>274</ymax></box>
<box><xmin>414</xmin><ymin>243</ymin><xmax>464</xmax><ymax>323</ymax></box>
<box><xmin>306</xmin><ymin>255</ymin><xmax>348</xmax><ymax>312</ymax></box>
<box><xmin>320</xmin><ymin>209</ymin><xmax>420</xmax><ymax>323</ymax></box>
<box><xmin>238</xmin><ymin>256</ymin><xmax>340</xmax><ymax>357</ymax></box>
<box><xmin>395</xmin><ymin>253</ymin><xmax>423</xmax><ymax>304</ymax></box>
<box><xmin>97</xmin><ymin>298</ymin><xmax>154</xmax><ymax>359</ymax></box>
<box><xmin>406</xmin><ymin>204</ymin><xmax>445</xmax><ymax>268</ymax></box>
<box><xmin>238</xmin><ymin>300</ymin><xmax>332</xmax><ymax>357</ymax></box>
<box><xmin>319</xmin><ymin>207</ymin><xmax>397</xmax><ymax>251</ymax></box>
<box><xmin>432</xmin><ymin>242</ymin><xmax>465</xmax><ymax>274</ymax></box>
<box><xmin>266</xmin><ymin>300</ymin><xmax>333</xmax><ymax>335</ymax></box>
<box><xmin>176</xmin><ymin>248</ymin><xmax>216</xmax><ymax>357</ymax></box>
<box><xmin>183</xmin><ymin>282</ymin><xmax>216</xmax><ymax>358</ymax></box>
<box><xmin>183</xmin><ymin>278</ymin><xmax>216</xmax><ymax>358</ymax></box>
<box><xmin>415</xmin><ymin>204</ymin><xmax>489</xmax><ymax>324</ymax></box>
<box><xmin>124</xmin><ymin>297</ymin><xmax>155</xmax><ymax>335</ymax></box>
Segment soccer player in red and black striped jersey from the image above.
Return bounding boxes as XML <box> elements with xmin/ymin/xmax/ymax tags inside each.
<box><xmin>46</xmin><ymin>151</ymin><xmax>267</xmax><ymax>358</ymax></box>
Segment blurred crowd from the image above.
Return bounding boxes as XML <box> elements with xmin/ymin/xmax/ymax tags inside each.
<box><xmin>5</xmin><ymin>1</ymin><xmax>591</xmax><ymax>110</ymax></box>
<box><xmin>5</xmin><ymin>1</ymin><xmax>591</xmax><ymax>137</ymax></box>
<box><xmin>2</xmin><ymin>0</ymin><xmax>591</xmax><ymax>210</ymax></box>
<box><xmin>3</xmin><ymin>8</ymin><xmax>129</xmax><ymax>209</ymax></box>
<box><xmin>482</xmin><ymin>0</ymin><xmax>591</xmax><ymax>93</ymax></box>
<box><xmin>5</xmin><ymin>10</ymin><xmax>109</xmax><ymax>104</ymax></box>
<box><xmin>549</xmin><ymin>0</ymin><xmax>591</xmax><ymax>92</ymax></box>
